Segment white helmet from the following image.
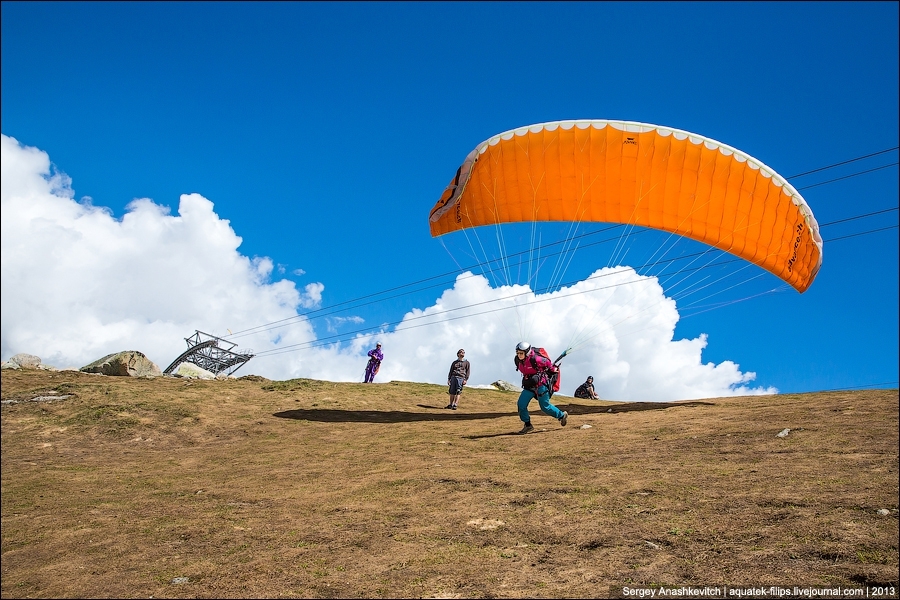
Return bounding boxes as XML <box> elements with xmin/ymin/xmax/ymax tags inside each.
<box><xmin>516</xmin><ymin>341</ymin><xmax>531</xmax><ymax>353</ymax></box>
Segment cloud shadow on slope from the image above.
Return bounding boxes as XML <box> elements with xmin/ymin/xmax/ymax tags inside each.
<box><xmin>272</xmin><ymin>400</ymin><xmax>714</xmax><ymax>424</ymax></box>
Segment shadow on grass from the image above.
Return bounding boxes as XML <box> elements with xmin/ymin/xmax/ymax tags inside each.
<box><xmin>272</xmin><ymin>400</ymin><xmax>714</xmax><ymax>424</ymax></box>
<box><xmin>565</xmin><ymin>400</ymin><xmax>715</xmax><ymax>415</ymax></box>
<box><xmin>463</xmin><ymin>428</ymin><xmax>559</xmax><ymax>439</ymax></box>
<box><xmin>273</xmin><ymin>407</ymin><xmax>514</xmax><ymax>423</ymax></box>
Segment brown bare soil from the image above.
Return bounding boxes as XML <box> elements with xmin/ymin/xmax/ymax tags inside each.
<box><xmin>1</xmin><ymin>369</ymin><xmax>897</xmax><ymax>598</ymax></box>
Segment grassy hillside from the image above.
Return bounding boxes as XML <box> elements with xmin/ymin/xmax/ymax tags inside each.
<box><xmin>1</xmin><ymin>369</ymin><xmax>897</xmax><ymax>598</ymax></box>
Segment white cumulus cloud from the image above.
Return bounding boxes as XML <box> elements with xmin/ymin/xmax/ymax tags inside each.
<box><xmin>1</xmin><ymin>134</ymin><xmax>318</xmax><ymax>371</ymax></box>
<box><xmin>355</xmin><ymin>268</ymin><xmax>774</xmax><ymax>400</ymax></box>
<box><xmin>1</xmin><ymin>134</ymin><xmax>775</xmax><ymax>400</ymax></box>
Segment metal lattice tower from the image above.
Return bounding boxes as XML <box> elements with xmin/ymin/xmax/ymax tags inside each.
<box><xmin>163</xmin><ymin>331</ymin><xmax>254</xmax><ymax>376</ymax></box>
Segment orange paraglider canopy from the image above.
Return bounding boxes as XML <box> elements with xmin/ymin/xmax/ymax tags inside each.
<box><xmin>429</xmin><ymin>120</ymin><xmax>822</xmax><ymax>293</ymax></box>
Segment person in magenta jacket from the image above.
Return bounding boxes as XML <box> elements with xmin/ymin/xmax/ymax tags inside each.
<box><xmin>364</xmin><ymin>343</ymin><xmax>383</xmax><ymax>383</ymax></box>
<box><xmin>514</xmin><ymin>341</ymin><xmax>567</xmax><ymax>434</ymax></box>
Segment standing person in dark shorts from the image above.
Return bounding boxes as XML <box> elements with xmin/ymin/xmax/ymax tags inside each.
<box><xmin>445</xmin><ymin>348</ymin><xmax>470</xmax><ymax>410</ymax></box>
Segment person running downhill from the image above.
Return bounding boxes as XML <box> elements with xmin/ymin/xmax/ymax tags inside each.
<box><xmin>363</xmin><ymin>343</ymin><xmax>383</xmax><ymax>383</ymax></box>
<box><xmin>574</xmin><ymin>376</ymin><xmax>600</xmax><ymax>399</ymax></box>
<box><xmin>514</xmin><ymin>341</ymin><xmax>568</xmax><ymax>434</ymax></box>
<box><xmin>445</xmin><ymin>348</ymin><xmax>470</xmax><ymax>409</ymax></box>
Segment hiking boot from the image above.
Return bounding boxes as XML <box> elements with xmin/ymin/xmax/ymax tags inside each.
<box><xmin>559</xmin><ymin>411</ymin><xmax>568</xmax><ymax>427</ymax></box>
<box><xmin>517</xmin><ymin>422</ymin><xmax>534</xmax><ymax>434</ymax></box>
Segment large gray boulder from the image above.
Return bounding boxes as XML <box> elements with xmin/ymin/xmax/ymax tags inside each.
<box><xmin>81</xmin><ymin>351</ymin><xmax>162</xmax><ymax>377</ymax></box>
<box><xmin>9</xmin><ymin>353</ymin><xmax>42</xmax><ymax>368</ymax></box>
<box><xmin>492</xmin><ymin>379</ymin><xmax>523</xmax><ymax>392</ymax></box>
<box><xmin>172</xmin><ymin>362</ymin><xmax>216</xmax><ymax>380</ymax></box>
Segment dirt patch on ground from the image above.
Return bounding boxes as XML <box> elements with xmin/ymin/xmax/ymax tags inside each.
<box><xmin>2</xmin><ymin>369</ymin><xmax>898</xmax><ymax>598</ymax></box>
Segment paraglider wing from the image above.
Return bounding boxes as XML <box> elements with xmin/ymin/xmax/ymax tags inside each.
<box><xmin>429</xmin><ymin>120</ymin><xmax>822</xmax><ymax>293</ymax></box>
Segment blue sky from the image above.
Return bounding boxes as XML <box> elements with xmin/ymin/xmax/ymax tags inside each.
<box><xmin>1</xmin><ymin>2</ymin><xmax>897</xmax><ymax>399</ymax></box>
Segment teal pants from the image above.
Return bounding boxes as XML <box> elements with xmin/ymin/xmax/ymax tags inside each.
<box><xmin>518</xmin><ymin>385</ymin><xmax>565</xmax><ymax>423</ymax></box>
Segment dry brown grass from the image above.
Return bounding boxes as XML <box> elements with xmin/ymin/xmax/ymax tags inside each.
<box><xmin>1</xmin><ymin>368</ymin><xmax>897</xmax><ymax>598</ymax></box>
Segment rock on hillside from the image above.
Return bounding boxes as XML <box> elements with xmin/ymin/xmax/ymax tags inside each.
<box><xmin>1</xmin><ymin>354</ymin><xmax>74</xmax><ymax>371</ymax></box>
<box><xmin>492</xmin><ymin>380</ymin><xmax>523</xmax><ymax>392</ymax></box>
<box><xmin>172</xmin><ymin>362</ymin><xmax>216</xmax><ymax>380</ymax></box>
<box><xmin>81</xmin><ymin>351</ymin><xmax>162</xmax><ymax>377</ymax></box>
<box><xmin>6</xmin><ymin>353</ymin><xmax>42</xmax><ymax>368</ymax></box>
<box><xmin>237</xmin><ymin>374</ymin><xmax>270</xmax><ymax>382</ymax></box>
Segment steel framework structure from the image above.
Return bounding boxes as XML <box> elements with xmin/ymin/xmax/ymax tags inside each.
<box><xmin>163</xmin><ymin>331</ymin><xmax>254</xmax><ymax>376</ymax></box>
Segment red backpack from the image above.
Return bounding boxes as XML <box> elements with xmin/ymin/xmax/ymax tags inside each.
<box><xmin>530</xmin><ymin>347</ymin><xmax>561</xmax><ymax>396</ymax></box>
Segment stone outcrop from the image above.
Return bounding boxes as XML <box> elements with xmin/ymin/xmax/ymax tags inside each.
<box><xmin>9</xmin><ymin>353</ymin><xmax>42</xmax><ymax>368</ymax></box>
<box><xmin>2</xmin><ymin>354</ymin><xmax>65</xmax><ymax>371</ymax></box>
<box><xmin>491</xmin><ymin>380</ymin><xmax>523</xmax><ymax>392</ymax></box>
<box><xmin>80</xmin><ymin>351</ymin><xmax>162</xmax><ymax>377</ymax></box>
<box><xmin>172</xmin><ymin>362</ymin><xmax>216</xmax><ymax>380</ymax></box>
